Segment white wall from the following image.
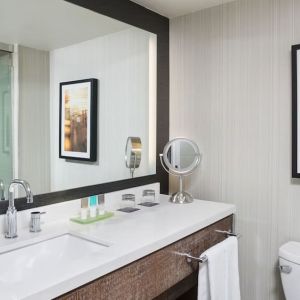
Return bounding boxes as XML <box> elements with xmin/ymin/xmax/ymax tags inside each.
<box><xmin>50</xmin><ymin>28</ymin><xmax>156</xmax><ymax>191</ymax></box>
<box><xmin>170</xmin><ymin>0</ymin><xmax>300</xmax><ymax>299</ymax></box>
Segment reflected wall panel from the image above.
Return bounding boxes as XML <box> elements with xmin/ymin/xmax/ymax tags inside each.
<box><xmin>18</xmin><ymin>46</ymin><xmax>50</xmax><ymax>195</ymax></box>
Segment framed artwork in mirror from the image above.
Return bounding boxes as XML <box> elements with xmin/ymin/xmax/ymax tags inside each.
<box><xmin>59</xmin><ymin>79</ymin><xmax>98</xmax><ymax>162</ymax></box>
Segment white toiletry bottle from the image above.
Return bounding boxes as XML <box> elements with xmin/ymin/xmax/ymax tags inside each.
<box><xmin>89</xmin><ymin>196</ymin><xmax>97</xmax><ymax>218</ymax></box>
<box><xmin>98</xmin><ymin>194</ymin><xmax>105</xmax><ymax>215</ymax></box>
<box><xmin>80</xmin><ymin>198</ymin><xmax>89</xmax><ymax>220</ymax></box>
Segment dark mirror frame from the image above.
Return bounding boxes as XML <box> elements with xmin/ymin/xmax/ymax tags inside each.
<box><xmin>0</xmin><ymin>0</ymin><xmax>169</xmax><ymax>214</ymax></box>
<box><xmin>292</xmin><ymin>44</ymin><xmax>300</xmax><ymax>178</ymax></box>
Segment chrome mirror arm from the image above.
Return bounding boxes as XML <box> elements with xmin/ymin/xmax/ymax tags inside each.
<box><xmin>130</xmin><ymin>152</ymin><xmax>137</xmax><ymax>178</ymax></box>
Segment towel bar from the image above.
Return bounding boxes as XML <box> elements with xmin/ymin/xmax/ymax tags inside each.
<box><xmin>173</xmin><ymin>251</ymin><xmax>208</xmax><ymax>263</ymax></box>
<box><xmin>215</xmin><ymin>229</ymin><xmax>241</xmax><ymax>238</ymax></box>
<box><xmin>173</xmin><ymin>230</ymin><xmax>241</xmax><ymax>264</ymax></box>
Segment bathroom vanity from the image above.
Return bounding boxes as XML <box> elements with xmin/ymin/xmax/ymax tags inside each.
<box><xmin>0</xmin><ymin>193</ymin><xmax>235</xmax><ymax>299</ymax></box>
<box><xmin>58</xmin><ymin>216</ymin><xmax>232</xmax><ymax>300</ymax></box>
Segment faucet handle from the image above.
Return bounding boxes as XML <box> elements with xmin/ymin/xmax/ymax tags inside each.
<box><xmin>30</xmin><ymin>211</ymin><xmax>46</xmax><ymax>233</ymax></box>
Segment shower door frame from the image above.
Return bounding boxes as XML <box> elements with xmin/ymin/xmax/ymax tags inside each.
<box><xmin>0</xmin><ymin>42</ymin><xmax>18</xmax><ymax>185</ymax></box>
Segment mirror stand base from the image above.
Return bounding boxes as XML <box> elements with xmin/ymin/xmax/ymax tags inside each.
<box><xmin>169</xmin><ymin>192</ymin><xmax>194</xmax><ymax>204</ymax></box>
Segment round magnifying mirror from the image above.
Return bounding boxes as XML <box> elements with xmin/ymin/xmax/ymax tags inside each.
<box><xmin>125</xmin><ymin>137</ymin><xmax>142</xmax><ymax>178</ymax></box>
<box><xmin>164</xmin><ymin>138</ymin><xmax>200</xmax><ymax>175</ymax></box>
<box><xmin>160</xmin><ymin>138</ymin><xmax>201</xmax><ymax>204</ymax></box>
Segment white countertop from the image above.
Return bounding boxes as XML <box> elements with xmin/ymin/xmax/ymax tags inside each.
<box><xmin>0</xmin><ymin>194</ymin><xmax>235</xmax><ymax>300</ymax></box>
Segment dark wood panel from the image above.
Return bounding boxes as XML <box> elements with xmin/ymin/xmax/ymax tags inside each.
<box><xmin>65</xmin><ymin>0</ymin><xmax>169</xmax><ymax>33</ymax></box>
<box><xmin>154</xmin><ymin>272</ymin><xmax>198</xmax><ymax>300</ymax></box>
<box><xmin>1</xmin><ymin>0</ymin><xmax>169</xmax><ymax>214</ymax></box>
<box><xmin>56</xmin><ymin>216</ymin><xmax>232</xmax><ymax>300</ymax></box>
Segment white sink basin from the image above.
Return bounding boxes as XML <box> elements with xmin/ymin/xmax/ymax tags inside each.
<box><xmin>0</xmin><ymin>233</ymin><xmax>109</xmax><ymax>299</ymax></box>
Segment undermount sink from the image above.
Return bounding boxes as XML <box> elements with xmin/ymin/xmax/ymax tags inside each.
<box><xmin>0</xmin><ymin>233</ymin><xmax>109</xmax><ymax>299</ymax></box>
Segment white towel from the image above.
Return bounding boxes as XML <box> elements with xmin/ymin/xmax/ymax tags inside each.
<box><xmin>198</xmin><ymin>236</ymin><xmax>241</xmax><ymax>300</ymax></box>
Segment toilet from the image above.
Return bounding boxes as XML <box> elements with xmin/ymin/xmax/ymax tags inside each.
<box><xmin>279</xmin><ymin>241</ymin><xmax>300</xmax><ymax>299</ymax></box>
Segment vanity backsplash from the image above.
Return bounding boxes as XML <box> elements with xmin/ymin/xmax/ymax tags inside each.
<box><xmin>0</xmin><ymin>183</ymin><xmax>160</xmax><ymax>235</ymax></box>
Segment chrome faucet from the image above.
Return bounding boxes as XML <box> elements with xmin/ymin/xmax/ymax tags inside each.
<box><xmin>5</xmin><ymin>179</ymin><xmax>33</xmax><ymax>239</ymax></box>
<box><xmin>0</xmin><ymin>179</ymin><xmax>5</xmax><ymax>201</ymax></box>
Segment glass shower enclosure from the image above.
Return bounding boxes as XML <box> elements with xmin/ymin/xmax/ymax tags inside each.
<box><xmin>0</xmin><ymin>47</ymin><xmax>13</xmax><ymax>200</ymax></box>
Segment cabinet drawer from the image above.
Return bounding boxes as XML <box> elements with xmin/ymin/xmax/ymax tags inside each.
<box><xmin>57</xmin><ymin>215</ymin><xmax>233</xmax><ymax>300</ymax></box>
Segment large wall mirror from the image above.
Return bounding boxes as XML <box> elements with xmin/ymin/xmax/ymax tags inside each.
<box><xmin>0</xmin><ymin>0</ymin><xmax>162</xmax><ymax>202</ymax></box>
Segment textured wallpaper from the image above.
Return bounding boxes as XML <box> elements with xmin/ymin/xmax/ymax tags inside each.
<box><xmin>170</xmin><ymin>0</ymin><xmax>300</xmax><ymax>299</ymax></box>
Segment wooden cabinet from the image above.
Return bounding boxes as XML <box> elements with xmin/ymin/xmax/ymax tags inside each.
<box><xmin>57</xmin><ymin>215</ymin><xmax>232</xmax><ymax>300</ymax></box>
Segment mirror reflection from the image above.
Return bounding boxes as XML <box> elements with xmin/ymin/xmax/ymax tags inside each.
<box><xmin>167</xmin><ymin>140</ymin><xmax>198</xmax><ymax>171</ymax></box>
<box><xmin>125</xmin><ymin>137</ymin><xmax>142</xmax><ymax>178</ymax></box>
<box><xmin>0</xmin><ymin>0</ymin><xmax>157</xmax><ymax>199</ymax></box>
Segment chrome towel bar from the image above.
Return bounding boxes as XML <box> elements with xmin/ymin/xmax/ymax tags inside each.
<box><xmin>174</xmin><ymin>229</ymin><xmax>241</xmax><ymax>264</ymax></box>
<box><xmin>173</xmin><ymin>251</ymin><xmax>208</xmax><ymax>263</ymax></box>
<box><xmin>215</xmin><ymin>230</ymin><xmax>241</xmax><ymax>239</ymax></box>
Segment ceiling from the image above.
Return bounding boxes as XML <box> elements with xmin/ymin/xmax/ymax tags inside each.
<box><xmin>131</xmin><ymin>0</ymin><xmax>235</xmax><ymax>18</ymax></box>
<box><xmin>0</xmin><ymin>0</ymin><xmax>130</xmax><ymax>51</ymax></box>
<box><xmin>0</xmin><ymin>0</ymin><xmax>236</xmax><ymax>51</ymax></box>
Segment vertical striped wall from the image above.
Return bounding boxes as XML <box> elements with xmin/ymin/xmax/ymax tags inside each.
<box><xmin>18</xmin><ymin>46</ymin><xmax>50</xmax><ymax>195</ymax></box>
<box><xmin>170</xmin><ymin>0</ymin><xmax>300</xmax><ymax>299</ymax></box>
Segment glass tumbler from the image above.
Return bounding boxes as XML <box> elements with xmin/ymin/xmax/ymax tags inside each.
<box><xmin>121</xmin><ymin>193</ymin><xmax>136</xmax><ymax>209</ymax></box>
<box><xmin>141</xmin><ymin>189</ymin><xmax>156</xmax><ymax>205</ymax></box>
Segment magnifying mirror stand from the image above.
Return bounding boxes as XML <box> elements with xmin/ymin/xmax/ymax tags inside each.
<box><xmin>159</xmin><ymin>154</ymin><xmax>197</xmax><ymax>204</ymax></box>
<box><xmin>170</xmin><ymin>175</ymin><xmax>194</xmax><ymax>204</ymax></box>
